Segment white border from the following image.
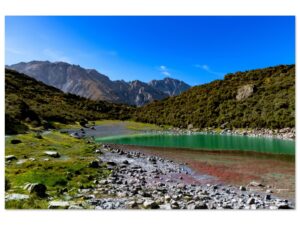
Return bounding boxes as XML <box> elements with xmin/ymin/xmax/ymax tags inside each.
<box><xmin>0</xmin><ymin>1</ymin><xmax>298</xmax><ymax>225</ymax></box>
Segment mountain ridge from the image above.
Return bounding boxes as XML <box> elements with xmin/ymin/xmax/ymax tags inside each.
<box><xmin>7</xmin><ymin>61</ymin><xmax>191</xmax><ymax>106</ymax></box>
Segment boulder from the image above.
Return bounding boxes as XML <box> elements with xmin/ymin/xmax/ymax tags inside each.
<box><xmin>5</xmin><ymin>193</ymin><xmax>29</xmax><ymax>201</ymax></box>
<box><xmin>236</xmin><ymin>84</ymin><xmax>254</xmax><ymax>101</ymax></box>
<box><xmin>5</xmin><ymin>155</ymin><xmax>17</xmax><ymax>161</ymax></box>
<box><xmin>187</xmin><ymin>124</ymin><xmax>193</xmax><ymax>130</ymax></box>
<box><xmin>44</xmin><ymin>151</ymin><xmax>60</xmax><ymax>158</ymax></box>
<box><xmin>249</xmin><ymin>181</ymin><xmax>264</xmax><ymax>187</ymax></box>
<box><xmin>106</xmin><ymin>161</ymin><xmax>117</xmax><ymax>166</ymax></box>
<box><xmin>125</xmin><ymin>201</ymin><xmax>138</xmax><ymax>209</ymax></box>
<box><xmin>10</xmin><ymin>139</ymin><xmax>22</xmax><ymax>144</ymax></box>
<box><xmin>24</xmin><ymin>183</ymin><xmax>47</xmax><ymax>197</ymax></box>
<box><xmin>89</xmin><ymin>160</ymin><xmax>100</xmax><ymax>168</ymax></box>
<box><xmin>239</xmin><ymin>186</ymin><xmax>246</xmax><ymax>191</ymax></box>
<box><xmin>143</xmin><ymin>200</ymin><xmax>159</xmax><ymax>209</ymax></box>
<box><xmin>48</xmin><ymin>201</ymin><xmax>70</xmax><ymax>209</ymax></box>
<box><xmin>246</xmin><ymin>197</ymin><xmax>255</xmax><ymax>205</ymax></box>
<box><xmin>194</xmin><ymin>202</ymin><xmax>208</xmax><ymax>209</ymax></box>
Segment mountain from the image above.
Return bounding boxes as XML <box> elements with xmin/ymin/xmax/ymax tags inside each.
<box><xmin>5</xmin><ymin>69</ymin><xmax>133</xmax><ymax>134</ymax></box>
<box><xmin>134</xmin><ymin>65</ymin><xmax>295</xmax><ymax>129</ymax></box>
<box><xmin>7</xmin><ymin>61</ymin><xmax>190</xmax><ymax>106</ymax></box>
<box><xmin>149</xmin><ymin>78</ymin><xmax>191</xmax><ymax>96</ymax></box>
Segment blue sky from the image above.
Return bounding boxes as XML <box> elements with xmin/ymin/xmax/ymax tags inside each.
<box><xmin>5</xmin><ymin>16</ymin><xmax>295</xmax><ymax>85</ymax></box>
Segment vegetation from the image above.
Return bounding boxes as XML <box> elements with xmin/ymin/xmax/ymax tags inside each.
<box><xmin>5</xmin><ymin>131</ymin><xmax>110</xmax><ymax>209</ymax></box>
<box><xmin>5</xmin><ymin>69</ymin><xmax>134</xmax><ymax>134</ymax></box>
<box><xmin>134</xmin><ymin>65</ymin><xmax>295</xmax><ymax>129</ymax></box>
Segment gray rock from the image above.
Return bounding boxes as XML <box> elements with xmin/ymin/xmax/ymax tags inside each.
<box><xmin>125</xmin><ymin>201</ymin><xmax>138</xmax><ymax>209</ymax></box>
<box><xmin>249</xmin><ymin>181</ymin><xmax>264</xmax><ymax>187</ymax></box>
<box><xmin>5</xmin><ymin>155</ymin><xmax>17</xmax><ymax>161</ymax></box>
<box><xmin>170</xmin><ymin>200</ymin><xmax>180</xmax><ymax>209</ymax></box>
<box><xmin>44</xmin><ymin>151</ymin><xmax>60</xmax><ymax>158</ymax></box>
<box><xmin>236</xmin><ymin>84</ymin><xmax>254</xmax><ymax>101</ymax></box>
<box><xmin>143</xmin><ymin>200</ymin><xmax>159</xmax><ymax>209</ymax></box>
<box><xmin>239</xmin><ymin>186</ymin><xmax>246</xmax><ymax>191</ymax></box>
<box><xmin>264</xmin><ymin>194</ymin><xmax>271</xmax><ymax>201</ymax></box>
<box><xmin>277</xmin><ymin>203</ymin><xmax>292</xmax><ymax>209</ymax></box>
<box><xmin>246</xmin><ymin>197</ymin><xmax>255</xmax><ymax>205</ymax></box>
<box><xmin>24</xmin><ymin>183</ymin><xmax>47</xmax><ymax>197</ymax></box>
<box><xmin>48</xmin><ymin>201</ymin><xmax>70</xmax><ymax>209</ymax></box>
<box><xmin>195</xmin><ymin>202</ymin><xmax>208</xmax><ymax>209</ymax></box>
<box><xmin>5</xmin><ymin>193</ymin><xmax>29</xmax><ymax>201</ymax></box>
<box><xmin>68</xmin><ymin>205</ymin><xmax>84</xmax><ymax>209</ymax></box>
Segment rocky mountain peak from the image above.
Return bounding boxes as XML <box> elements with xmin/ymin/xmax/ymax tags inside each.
<box><xmin>7</xmin><ymin>61</ymin><xmax>191</xmax><ymax>106</ymax></box>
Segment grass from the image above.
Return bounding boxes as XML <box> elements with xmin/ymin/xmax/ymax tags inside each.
<box><xmin>5</xmin><ymin>131</ymin><xmax>111</xmax><ymax>209</ymax></box>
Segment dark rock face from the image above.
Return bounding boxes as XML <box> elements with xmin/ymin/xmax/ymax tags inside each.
<box><xmin>7</xmin><ymin>61</ymin><xmax>191</xmax><ymax>106</ymax></box>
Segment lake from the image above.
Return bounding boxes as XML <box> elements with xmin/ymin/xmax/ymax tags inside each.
<box><xmin>96</xmin><ymin>133</ymin><xmax>295</xmax><ymax>155</ymax></box>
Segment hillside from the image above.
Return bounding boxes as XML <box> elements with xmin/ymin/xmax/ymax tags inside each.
<box><xmin>134</xmin><ymin>65</ymin><xmax>295</xmax><ymax>129</ymax></box>
<box><xmin>5</xmin><ymin>69</ymin><xmax>133</xmax><ymax>134</ymax></box>
<box><xmin>7</xmin><ymin>61</ymin><xmax>190</xmax><ymax>106</ymax></box>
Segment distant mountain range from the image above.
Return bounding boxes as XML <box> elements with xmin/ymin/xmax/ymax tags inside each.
<box><xmin>7</xmin><ymin>61</ymin><xmax>191</xmax><ymax>106</ymax></box>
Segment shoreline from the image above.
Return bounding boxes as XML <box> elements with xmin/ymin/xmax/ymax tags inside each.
<box><xmin>153</xmin><ymin>127</ymin><xmax>296</xmax><ymax>141</ymax></box>
<box><xmin>5</xmin><ymin>130</ymin><xmax>295</xmax><ymax>209</ymax></box>
<box><xmin>86</xmin><ymin>144</ymin><xmax>294</xmax><ymax>209</ymax></box>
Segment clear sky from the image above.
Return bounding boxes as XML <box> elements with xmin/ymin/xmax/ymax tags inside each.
<box><xmin>5</xmin><ymin>16</ymin><xmax>295</xmax><ymax>86</ymax></box>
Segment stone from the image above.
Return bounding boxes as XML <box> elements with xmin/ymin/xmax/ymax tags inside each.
<box><xmin>126</xmin><ymin>201</ymin><xmax>138</xmax><ymax>209</ymax></box>
<box><xmin>195</xmin><ymin>202</ymin><xmax>208</xmax><ymax>209</ymax></box>
<box><xmin>143</xmin><ymin>200</ymin><xmax>159</xmax><ymax>209</ymax></box>
<box><xmin>95</xmin><ymin>149</ymin><xmax>101</xmax><ymax>153</ymax></box>
<box><xmin>264</xmin><ymin>194</ymin><xmax>271</xmax><ymax>201</ymax></box>
<box><xmin>239</xmin><ymin>186</ymin><xmax>246</xmax><ymax>191</ymax></box>
<box><xmin>24</xmin><ymin>183</ymin><xmax>47</xmax><ymax>197</ymax></box>
<box><xmin>164</xmin><ymin>195</ymin><xmax>171</xmax><ymax>202</ymax></box>
<box><xmin>10</xmin><ymin>139</ymin><xmax>22</xmax><ymax>144</ymax></box>
<box><xmin>123</xmin><ymin>160</ymin><xmax>129</xmax><ymax>165</ymax></box>
<box><xmin>48</xmin><ymin>201</ymin><xmax>70</xmax><ymax>209</ymax></box>
<box><xmin>277</xmin><ymin>203</ymin><xmax>292</xmax><ymax>209</ymax></box>
<box><xmin>249</xmin><ymin>181</ymin><xmax>264</xmax><ymax>187</ymax></box>
<box><xmin>89</xmin><ymin>160</ymin><xmax>100</xmax><ymax>168</ymax></box>
<box><xmin>187</xmin><ymin>124</ymin><xmax>193</xmax><ymax>130</ymax></box>
<box><xmin>107</xmin><ymin>161</ymin><xmax>117</xmax><ymax>166</ymax></box>
<box><xmin>44</xmin><ymin>151</ymin><xmax>60</xmax><ymax>158</ymax></box>
<box><xmin>266</xmin><ymin>189</ymin><xmax>273</xmax><ymax>193</ymax></box>
<box><xmin>5</xmin><ymin>193</ymin><xmax>29</xmax><ymax>201</ymax></box>
<box><xmin>170</xmin><ymin>200</ymin><xmax>180</xmax><ymax>209</ymax></box>
<box><xmin>5</xmin><ymin>155</ymin><xmax>17</xmax><ymax>161</ymax></box>
<box><xmin>246</xmin><ymin>197</ymin><xmax>255</xmax><ymax>205</ymax></box>
<box><xmin>68</xmin><ymin>205</ymin><xmax>84</xmax><ymax>209</ymax></box>
<box><xmin>236</xmin><ymin>84</ymin><xmax>254</xmax><ymax>101</ymax></box>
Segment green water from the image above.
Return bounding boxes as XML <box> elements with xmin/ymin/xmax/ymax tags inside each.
<box><xmin>96</xmin><ymin>133</ymin><xmax>295</xmax><ymax>155</ymax></box>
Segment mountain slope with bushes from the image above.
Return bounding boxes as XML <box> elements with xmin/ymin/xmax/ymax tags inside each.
<box><xmin>5</xmin><ymin>69</ymin><xmax>133</xmax><ymax>134</ymax></box>
<box><xmin>134</xmin><ymin>65</ymin><xmax>295</xmax><ymax>129</ymax></box>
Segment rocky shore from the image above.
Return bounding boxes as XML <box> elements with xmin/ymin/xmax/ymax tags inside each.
<box><xmin>154</xmin><ymin>127</ymin><xmax>296</xmax><ymax>141</ymax></box>
<box><xmin>46</xmin><ymin>144</ymin><xmax>294</xmax><ymax>210</ymax></box>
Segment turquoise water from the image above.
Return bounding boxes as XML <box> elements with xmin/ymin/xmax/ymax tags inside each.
<box><xmin>96</xmin><ymin>133</ymin><xmax>295</xmax><ymax>155</ymax></box>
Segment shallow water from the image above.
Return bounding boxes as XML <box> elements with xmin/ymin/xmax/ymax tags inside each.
<box><xmin>96</xmin><ymin>133</ymin><xmax>295</xmax><ymax>155</ymax></box>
